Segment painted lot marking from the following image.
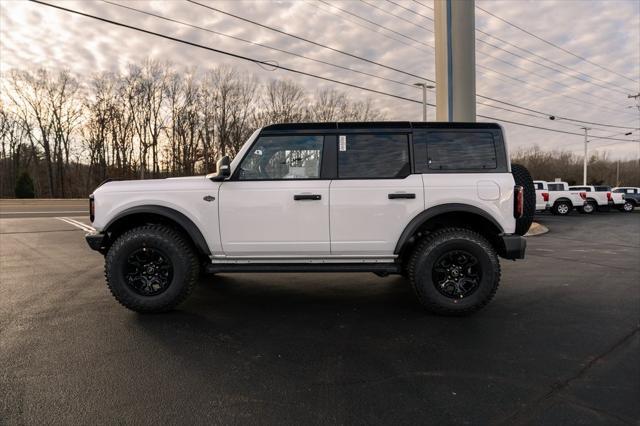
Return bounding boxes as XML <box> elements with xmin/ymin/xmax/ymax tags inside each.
<box><xmin>0</xmin><ymin>211</ymin><xmax>86</xmax><ymax>215</ymax></box>
<box><xmin>56</xmin><ymin>217</ymin><xmax>96</xmax><ymax>232</ymax></box>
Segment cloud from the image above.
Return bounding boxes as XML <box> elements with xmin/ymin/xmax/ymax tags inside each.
<box><xmin>0</xmin><ymin>0</ymin><xmax>638</xmax><ymax>159</ymax></box>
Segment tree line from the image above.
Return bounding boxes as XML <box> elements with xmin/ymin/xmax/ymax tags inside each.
<box><xmin>1</xmin><ymin>60</ymin><xmax>638</xmax><ymax>198</ymax></box>
<box><xmin>0</xmin><ymin>60</ymin><xmax>383</xmax><ymax>198</ymax></box>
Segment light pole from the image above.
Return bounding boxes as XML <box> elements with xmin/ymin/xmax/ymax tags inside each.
<box><xmin>550</xmin><ymin>115</ymin><xmax>591</xmax><ymax>185</ymax></box>
<box><xmin>414</xmin><ymin>83</ymin><xmax>435</xmax><ymax>121</ymax></box>
<box><xmin>581</xmin><ymin>127</ymin><xmax>590</xmax><ymax>185</ymax></box>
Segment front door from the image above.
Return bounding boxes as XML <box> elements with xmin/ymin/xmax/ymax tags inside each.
<box><xmin>330</xmin><ymin>133</ymin><xmax>425</xmax><ymax>255</ymax></box>
<box><xmin>219</xmin><ymin>134</ymin><xmax>330</xmax><ymax>256</ymax></box>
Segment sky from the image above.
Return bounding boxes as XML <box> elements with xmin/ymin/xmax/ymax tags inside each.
<box><xmin>1</xmin><ymin>0</ymin><xmax>639</xmax><ymax>159</ymax></box>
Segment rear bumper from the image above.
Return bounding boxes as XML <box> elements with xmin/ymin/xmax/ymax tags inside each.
<box><xmin>500</xmin><ymin>234</ymin><xmax>526</xmax><ymax>260</ymax></box>
<box><xmin>85</xmin><ymin>232</ymin><xmax>106</xmax><ymax>254</ymax></box>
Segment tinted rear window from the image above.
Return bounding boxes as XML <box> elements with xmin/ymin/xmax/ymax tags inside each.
<box><xmin>338</xmin><ymin>133</ymin><xmax>410</xmax><ymax>179</ymax></box>
<box><xmin>414</xmin><ymin>131</ymin><xmax>497</xmax><ymax>172</ymax></box>
<box><xmin>594</xmin><ymin>186</ymin><xmax>610</xmax><ymax>191</ymax></box>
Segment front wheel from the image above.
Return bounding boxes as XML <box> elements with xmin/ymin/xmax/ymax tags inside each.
<box><xmin>407</xmin><ymin>228</ymin><xmax>500</xmax><ymax>316</ymax></box>
<box><xmin>105</xmin><ymin>225</ymin><xmax>199</xmax><ymax>313</ymax></box>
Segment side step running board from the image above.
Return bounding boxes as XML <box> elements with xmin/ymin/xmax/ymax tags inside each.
<box><xmin>204</xmin><ymin>263</ymin><xmax>401</xmax><ymax>274</ymax></box>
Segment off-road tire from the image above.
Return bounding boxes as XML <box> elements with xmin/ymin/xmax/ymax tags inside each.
<box><xmin>407</xmin><ymin>228</ymin><xmax>500</xmax><ymax>316</ymax></box>
<box><xmin>552</xmin><ymin>200</ymin><xmax>572</xmax><ymax>216</ymax></box>
<box><xmin>105</xmin><ymin>225</ymin><xmax>199</xmax><ymax>313</ymax></box>
<box><xmin>511</xmin><ymin>163</ymin><xmax>535</xmax><ymax>236</ymax></box>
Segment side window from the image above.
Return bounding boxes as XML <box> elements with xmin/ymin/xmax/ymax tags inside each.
<box><xmin>414</xmin><ymin>130</ymin><xmax>497</xmax><ymax>172</ymax></box>
<box><xmin>238</xmin><ymin>135</ymin><xmax>324</xmax><ymax>180</ymax></box>
<box><xmin>338</xmin><ymin>133</ymin><xmax>410</xmax><ymax>179</ymax></box>
<box><xmin>534</xmin><ymin>182</ymin><xmax>543</xmax><ymax>190</ymax></box>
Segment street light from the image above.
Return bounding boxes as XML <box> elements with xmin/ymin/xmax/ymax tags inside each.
<box><xmin>549</xmin><ymin>116</ymin><xmax>590</xmax><ymax>184</ymax></box>
<box><xmin>414</xmin><ymin>83</ymin><xmax>435</xmax><ymax>121</ymax></box>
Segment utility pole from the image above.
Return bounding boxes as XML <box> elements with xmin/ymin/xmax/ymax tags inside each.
<box><xmin>616</xmin><ymin>159</ymin><xmax>620</xmax><ymax>185</ymax></box>
<box><xmin>582</xmin><ymin>127</ymin><xmax>590</xmax><ymax>185</ymax></box>
<box><xmin>629</xmin><ymin>93</ymin><xmax>640</xmax><ymax>161</ymax></box>
<box><xmin>434</xmin><ymin>0</ymin><xmax>476</xmax><ymax>121</ymax></box>
<box><xmin>414</xmin><ymin>83</ymin><xmax>435</xmax><ymax>121</ymax></box>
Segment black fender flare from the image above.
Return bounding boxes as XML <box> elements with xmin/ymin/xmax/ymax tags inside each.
<box><xmin>394</xmin><ymin>203</ymin><xmax>505</xmax><ymax>254</ymax></box>
<box><xmin>104</xmin><ymin>205</ymin><xmax>210</xmax><ymax>255</ymax></box>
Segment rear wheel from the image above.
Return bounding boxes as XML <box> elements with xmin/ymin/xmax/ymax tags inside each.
<box><xmin>511</xmin><ymin>164</ymin><xmax>535</xmax><ymax>235</ymax></box>
<box><xmin>580</xmin><ymin>201</ymin><xmax>596</xmax><ymax>214</ymax></box>
<box><xmin>552</xmin><ymin>201</ymin><xmax>571</xmax><ymax>216</ymax></box>
<box><xmin>407</xmin><ymin>228</ymin><xmax>500</xmax><ymax>316</ymax></box>
<box><xmin>619</xmin><ymin>201</ymin><xmax>635</xmax><ymax>212</ymax></box>
<box><xmin>105</xmin><ymin>225</ymin><xmax>199</xmax><ymax>313</ymax></box>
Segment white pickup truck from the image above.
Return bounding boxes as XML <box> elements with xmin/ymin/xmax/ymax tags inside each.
<box><xmin>546</xmin><ymin>182</ymin><xmax>587</xmax><ymax>215</ymax></box>
<box><xmin>568</xmin><ymin>185</ymin><xmax>621</xmax><ymax>213</ymax></box>
<box><xmin>85</xmin><ymin>122</ymin><xmax>534</xmax><ymax>316</ymax></box>
<box><xmin>533</xmin><ymin>180</ymin><xmax>549</xmax><ymax>211</ymax></box>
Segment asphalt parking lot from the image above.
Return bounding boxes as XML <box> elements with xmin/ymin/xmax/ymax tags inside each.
<box><xmin>1</xmin><ymin>201</ymin><xmax>638</xmax><ymax>425</ymax></box>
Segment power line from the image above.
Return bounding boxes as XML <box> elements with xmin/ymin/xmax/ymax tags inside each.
<box><xmin>191</xmin><ymin>0</ymin><xmax>638</xmax><ymax>125</ymax></box>
<box><xmin>314</xmin><ymin>0</ymin><xmax>433</xmax><ymax>51</ymax></box>
<box><xmin>28</xmin><ymin>0</ymin><xmax>422</xmax><ymax>103</ymax></box>
<box><xmin>28</xmin><ymin>0</ymin><xmax>639</xmax><ymax>143</ymax></box>
<box><xmin>187</xmin><ymin>0</ymin><xmax>434</xmax><ymax>83</ymax></box>
<box><xmin>103</xmin><ymin>0</ymin><xmax>634</xmax><ymax>133</ymax></box>
<box><xmin>564</xmin><ymin>130</ymin><xmax>640</xmax><ymax>150</ymax></box>
<box><xmin>407</xmin><ymin>0</ymin><xmax>635</xmax><ymax>94</ymax></box>
<box><xmin>101</xmin><ymin>0</ymin><xmax>416</xmax><ymax>89</ymax></box>
<box><xmin>411</xmin><ymin>0</ymin><xmax>433</xmax><ymax>11</ymax></box>
<box><xmin>366</xmin><ymin>0</ymin><xmax>635</xmax><ymax>101</ymax></box>
<box><xmin>476</xmin><ymin>4</ymin><xmax>639</xmax><ymax>85</ymax></box>
<box><xmin>474</xmin><ymin>30</ymin><xmax>635</xmax><ymax>95</ymax></box>
<box><xmin>327</xmin><ymin>1</ymin><xmax>637</xmax><ymax>117</ymax></box>
<box><xmin>475</xmin><ymin>65</ymin><xmax>637</xmax><ymax>119</ymax></box>
<box><xmin>360</xmin><ymin>0</ymin><xmax>432</xmax><ymax>32</ymax></box>
<box><xmin>306</xmin><ymin>1</ymin><xmax>428</xmax><ymax>54</ymax></box>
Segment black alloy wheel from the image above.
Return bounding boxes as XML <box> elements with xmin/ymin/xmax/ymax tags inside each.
<box><xmin>432</xmin><ymin>250</ymin><xmax>481</xmax><ymax>299</ymax></box>
<box><xmin>124</xmin><ymin>247</ymin><xmax>174</xmax><ymax>296</ymax></box>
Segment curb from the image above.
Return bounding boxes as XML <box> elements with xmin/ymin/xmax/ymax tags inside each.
<box><xmin>525</xmin><ymin>222</ymin><xmax>549</xmax><ymax>237</ymax></box>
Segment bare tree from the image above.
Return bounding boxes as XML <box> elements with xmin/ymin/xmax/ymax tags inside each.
<box><xmin>258</xmin><ymin>79</ymin><xmax>307</xmax><ymax>126</ymax></box>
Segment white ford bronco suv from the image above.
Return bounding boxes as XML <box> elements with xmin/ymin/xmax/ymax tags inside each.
<box><xmin>86</xmin><ymin>122</ymin><xmax>532</xmax><ymax>315</ymax></box>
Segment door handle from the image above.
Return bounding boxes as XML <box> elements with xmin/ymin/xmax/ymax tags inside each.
<box><xmin>388</xmin><ymin>193</ymin><xmax>416</xmax><ymax>199</ymax></box>
<box><xmin>294</xmin><ymin>194</ymin><xmax>322</xmax><ymax>201</ymax></box>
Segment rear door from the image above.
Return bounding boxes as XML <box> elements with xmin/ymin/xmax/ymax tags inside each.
<box><xmin>329</xmin><ymin>132</ymin><xmax>424</xmax><ymax>255</ymax></box>
<box><xmin>219</xmin><ymin>134</ymin><xmax>331</xmax><ymax>256</ymax></box>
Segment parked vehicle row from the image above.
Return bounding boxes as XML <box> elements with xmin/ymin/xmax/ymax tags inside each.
<box><xmin>612</xmin><ymin>187</ymin><xmax>639</xmax><ymax>213</ymax></box>
<box><xmin>533</xmin><ymin>180</ymin><xmax>636</xmax><ymax>215</ymax></box>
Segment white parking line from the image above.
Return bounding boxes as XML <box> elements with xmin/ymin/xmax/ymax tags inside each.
<box><xmin>0</xmin><ymin>211</ymin><xmax>87</xmax><ymax>215</ymax></box>
<box><xmin>56</xmin><ymin>217</ymin><xmax>96</xmax><ymax>232</ymax></box>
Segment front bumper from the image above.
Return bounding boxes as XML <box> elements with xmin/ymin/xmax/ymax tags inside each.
<box><xmin>86</xmin><ymin>232</ymin><xmax>106</xmax><ymax>253</ymax></box>
<box><xmin>500</xmin><ymin>234</ymin><xmax>526</xmax><ymax>260</ymax></box>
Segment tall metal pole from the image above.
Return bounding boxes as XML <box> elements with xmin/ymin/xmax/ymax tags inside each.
<box><xmin>582</xmin><ymin>127</ymin><xmax>590</xmax><ymax>185</ymax></box>
<box><xmin>421</xmin><ymin>85</ymin><xmax>427</xmax><ymax>121</ymax></box>
<box><xmin>414</xmin><ymin>83</ymin><xmax>435</xmax><ymax>121</ymax></box>
<box><xmin>434</xmin><ymin>0</ymin><xmax>476</xmax><ymax>121</ymax></box>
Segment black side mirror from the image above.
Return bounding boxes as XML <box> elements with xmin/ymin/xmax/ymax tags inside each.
<box><xmin>208</xmin><ymin>155</ymin><xmax>231</xmax><ymax>181</ymax></box>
